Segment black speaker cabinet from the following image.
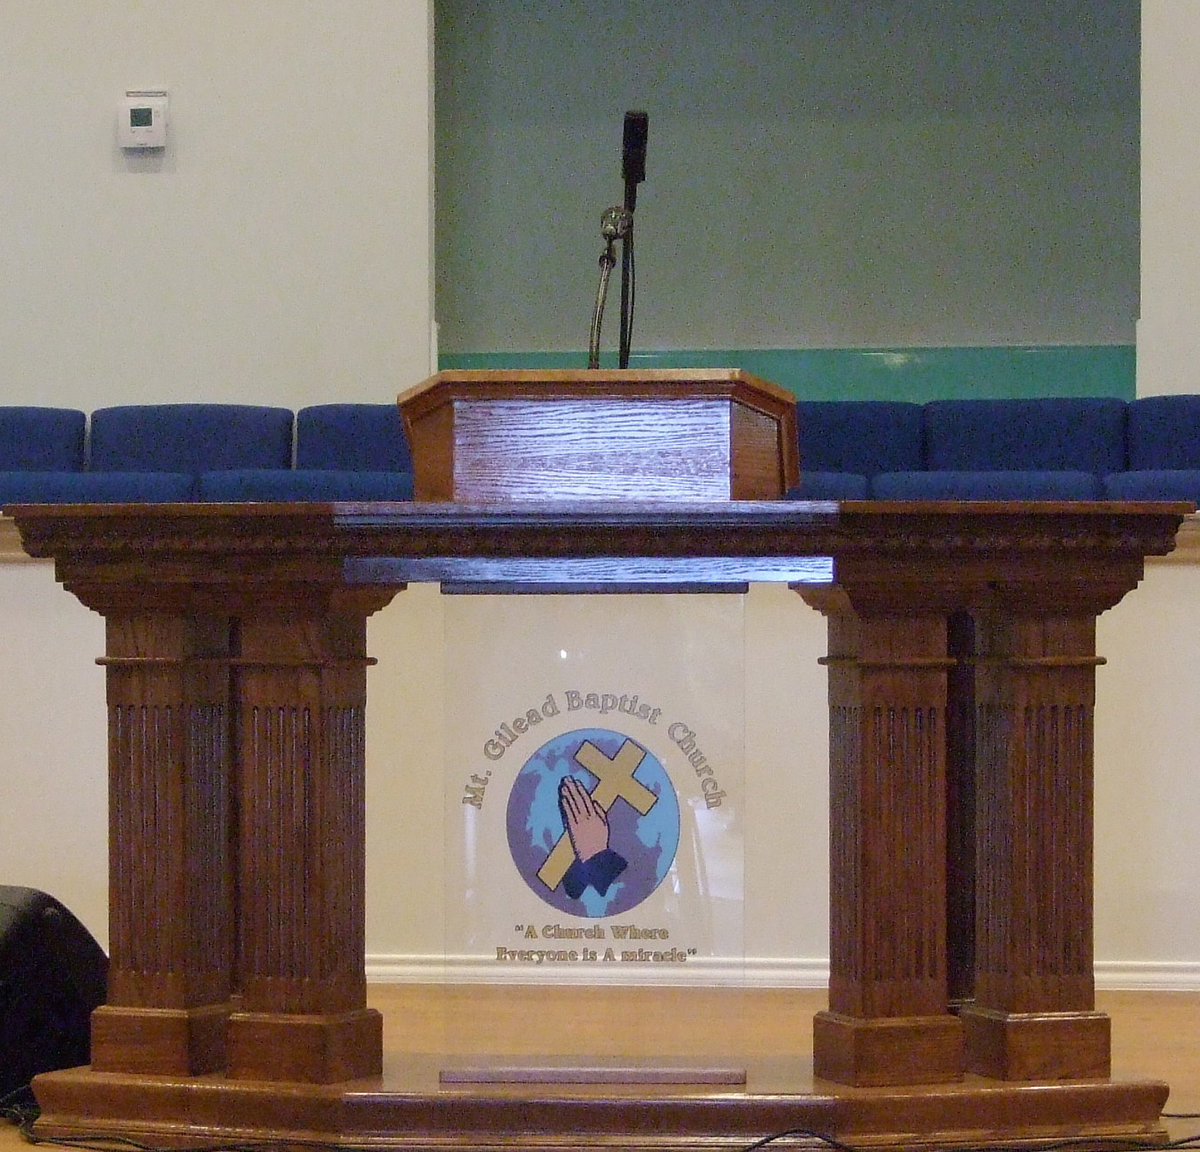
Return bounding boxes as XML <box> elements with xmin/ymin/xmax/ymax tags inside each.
<box><xmin>0</xmin><ymin>886</ymin><xmax>107</xmax><ymax>1097</ymax></box>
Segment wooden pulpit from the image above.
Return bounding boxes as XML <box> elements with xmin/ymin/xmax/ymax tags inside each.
<box><xmin>7</xmin><ymin>368</ymin><xmax>1191</xmax><ymax>1151</ymax></box>
<box><xmin>397</xmin><ymin>368</ymin><xmax>800</xmax><ymax>501</ymax></box>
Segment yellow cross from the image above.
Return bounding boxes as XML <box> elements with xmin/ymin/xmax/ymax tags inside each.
<box><xmin>536</xmin><ymin>738</ymin><xmax>658</xmax><ymax>891</ymax></box>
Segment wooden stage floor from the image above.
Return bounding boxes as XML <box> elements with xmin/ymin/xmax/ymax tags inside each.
<box><xmin>6</xmin><ymin>984</ymin><xmax>1200</xmax><ymax>1151</ymax></box>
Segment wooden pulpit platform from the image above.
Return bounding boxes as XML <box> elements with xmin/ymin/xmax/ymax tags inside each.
<box><xmin>6</xmin><ymin>370</ymin><xmax>1192</xmax><ymax>1150</ymax></box>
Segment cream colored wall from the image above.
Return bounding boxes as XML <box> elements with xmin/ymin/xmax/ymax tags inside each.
<box><xmin>1095</xmin><ymin>553</ymin><xmax>1200</xmax><ymax>981</ymax></box>
<box><xmin>1138</xmin><ymin>0</ymin><xmax>1200</xmax><ymax>396</ymax></box>
<box><xmin>0</xmin><ymin>558</ymin><xmax>107</xmax><ymax>933</ymax></box>
<box><xmin>0</xmin><ymin>0</ymin><xmax>438</xmax><ymax>954</ymax></box>
<box><xmin>0</xmin><ymin>1</ymin><xmax>433</xmax><ymax>408</ymax></box>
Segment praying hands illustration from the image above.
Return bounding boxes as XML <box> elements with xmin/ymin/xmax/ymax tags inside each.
<box><xmin>558</xmin><ymin>775</ymin><xmax>628</xmax><ymax>899</ymax></box>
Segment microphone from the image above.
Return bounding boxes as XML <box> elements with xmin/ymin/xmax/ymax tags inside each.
<box><xmin>587</xmin><ymin>112</ymin><xmax>648</xmax><ymax>370</ymax></box>
<box><xmin>621</xmin><ymin>111</ymin><xmax>649</xmax><ymax>211</ymax></box>
<box><xmin>618</xmin><ymin>112</ymin><xmax>647</xmax><ymax>367</ymax></box>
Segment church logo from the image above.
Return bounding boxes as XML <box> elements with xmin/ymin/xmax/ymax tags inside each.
<box><xmin>505</xmin><ymin>728</ymin><xmax>680</xmax><ymax>918</ymax></box>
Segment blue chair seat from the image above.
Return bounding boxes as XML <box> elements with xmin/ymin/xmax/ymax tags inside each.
<box><xmin>0</xmin><ymin>471</ymin><xmax>194</xmax><ymax>504</ymax></box>
<box><xmin>784</xmin><ymin>472</ymin><xmax>869</xmax><ymax>500</ymax></box>
<box><xmin>872</xmin><ymin>470</ymin><xmax>1102</xmax><ymax>500</ymax></box>
<box><xmin>1103</xmin><ymin>470</ymin><xmax>1200</xmax><ymax>502</ymax></box>
<box><xmin>197</xmin><ymin>469</ymin><xmax>413</xmax><ymax>502</ymax></box>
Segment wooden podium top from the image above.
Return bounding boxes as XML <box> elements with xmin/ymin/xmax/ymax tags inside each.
<box><xmin>396</xmin><ymin>368</ymin><xmax>800</xmax><ymax>503</ymax></box>
<box><xmin>7</xmin><ymin>498</ymin><xmax>1189</xmax><ymax>609</ymax></box>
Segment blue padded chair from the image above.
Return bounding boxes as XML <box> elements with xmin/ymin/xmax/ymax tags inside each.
<box><xmin>923</xmin><ymin>397</ymin><xmax>1127</xmax><ymax>472</ymax></box>
<box><xmin>89</xmin><ymin>403</ymin><xmax>294</xmax><ymax>503</ymax></box>
<box><xmin>1104</xmin><ymin>396</ymin><xmax>1200</xmax><ymax>503</ymax></box>
<box><xmin>205</xmin><ymin>402</ymin><xmax>416</xmax><ymax>503</ymax></box>
<box><xmin>200</xmin><ymin>403</ymin><xmax>414</xmax><ymax>502</ymax></box>
<box><xmin>0</xmin><ymin>407</ymin><xmax>167</xmax><ymax>504</ymax></box>
<box><xmin>878</xmin><ymin>397</ymin><xmax>1125</xmax><ymax>500</ymax></box>
<box><xmin>0</xmin><ymin>407</ymin><xmax>85</xmax><ymax>471</ymax></box>
<box><xmin>198</xmin><ymin>468</ymin><xmax>413</xmax><ymax>501</ymax></box>
<box><xmin>787</xmin><ymin>400</ymin><xmax>922</xmax><ymax>501</ymax></box>
<box><xmin>0</xmin><ymin>406</ymin><xmax>193</xmax><ymax>504</ymax></box>
<box><xmin>295</xmin><ymin>404</ymin><xmax>412</xmax><ymax>471</ymax></box>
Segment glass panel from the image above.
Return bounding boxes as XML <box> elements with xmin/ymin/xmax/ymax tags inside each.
<box><xmin>444</xmin><ymin>592</ymin><xmax>745</xmax><ymax>982</ymax></box>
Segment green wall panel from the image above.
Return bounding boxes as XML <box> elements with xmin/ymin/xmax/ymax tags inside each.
<box><xmin>435</xmin><ymin>3</ymin><xmax>1139</xmax><ymax>358</ymax></box>
<box><xmin>438</xmin><ymin>346</ymin><xmax>1135</xmax><ymax>402</ymax></box>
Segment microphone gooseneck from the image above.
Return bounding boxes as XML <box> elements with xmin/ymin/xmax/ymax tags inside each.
<box><xmin>588</xmin><ymin>208</ymin><xmax>631</xmax><ymax>370</ymax></box>
<box><xmin>586</xmin><ymin>111</ymin><xmax>648</xmax><ymax>370</ymax></box>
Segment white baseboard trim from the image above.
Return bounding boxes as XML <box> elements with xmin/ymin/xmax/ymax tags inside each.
<box><xmin>1093</xmin><ymin>961</ymin><xmax>1200</xmax><ymax>991</ymax></box>
<box><xmin>366</xmin><ymin>954</ymin><xmax>830</xmax><ymax>987</ymax></box>
<box><xmin>366</xmin><ymin>954</ymin><xmax>1200</xmax><ymax>992</ymax></box>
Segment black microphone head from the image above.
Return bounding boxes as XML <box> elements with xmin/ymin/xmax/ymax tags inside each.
<box><xmin>622</xmin><ymin>111</ymin><xmax>648</xmax><ymax>186</ymax></box>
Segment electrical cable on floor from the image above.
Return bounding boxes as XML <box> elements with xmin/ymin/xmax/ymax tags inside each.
<box><xmin>0</xmin><ymin>1086</ymin><xmax>37</xmax><ymax>1135</ymax></box>
<box><xmin>13</xmin><ymin>1131</ymin><xmax>1200</xmax><ymax>1152</ymax></box>
<box><xmin>739</xmin><ymin>1128</ymin><xmax>860</xmax><ymax>1151</ymax></box>
<box><xmin>849</xmin><ymin>1136</ymin><xmax>1200</xmax><ymax>1152</ymax></box>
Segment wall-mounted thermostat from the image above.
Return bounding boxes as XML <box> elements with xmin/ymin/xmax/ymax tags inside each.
<box><xmin>118</xmin><ymin>90</ymin><xmax>169</xmax><ymax>149</ymax></box>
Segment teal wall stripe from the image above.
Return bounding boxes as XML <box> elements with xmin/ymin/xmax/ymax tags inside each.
<box><xmin>439</xmin><ymin>346</ymin><xmax>1136</xmax><ymax>402</ymax></box>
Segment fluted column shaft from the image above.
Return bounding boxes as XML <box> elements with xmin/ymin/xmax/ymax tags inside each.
<box><xmin>801</xmin><ymin>591</ymin><xmax>964</xmax><ymax>1087</ymax></box>
<box><xmin>90</xmin><ymin>612</ymin><xmax>235</xmax><ymax>1076</ymax></box>
<box><xmin>225</xmin><ymin>593</ymin><xmax>387</xmax><ymax>1084</ymax></box>
<box><xmin>959</xmin><ymin>612</ymin><xmax>1109</xmax><ymax>1080</ymax></box>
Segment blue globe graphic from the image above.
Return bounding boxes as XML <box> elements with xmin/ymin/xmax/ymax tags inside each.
<box><xmin>506</xmin><ymin>728</ymin><xmax>680</xmax><ymax>918</ymax></box>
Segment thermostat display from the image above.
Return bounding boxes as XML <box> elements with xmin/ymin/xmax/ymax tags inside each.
<box><xmin>118</xmin><ymin>90</ymin><xmax>168</xmax><ymax>149</ymax></box>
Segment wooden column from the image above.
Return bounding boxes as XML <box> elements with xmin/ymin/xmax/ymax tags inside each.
<box><xmin>89</xmin><ymin>608</ymin><xmax>236</xmax><ymax>1076</ymax></box>
<box><xmin>226</xmin><ymin>589</ymin><xmax>392</xmax><ymax>1084</ymax></box>
<box><xmin>958</xmin><ymin>610</ymin><xmax>1110</xmax><ymax>1080</ymax></box>
<box><xmin>801</xmin><ymin>589</ymin><xmax>963</xmax><ymax>1087</ymax></box>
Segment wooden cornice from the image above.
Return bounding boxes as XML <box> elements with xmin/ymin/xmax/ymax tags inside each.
<box><xmin>3</xmin><ymin>506</ymin><xmax>1198</xmax><ymax>567</ymax></box>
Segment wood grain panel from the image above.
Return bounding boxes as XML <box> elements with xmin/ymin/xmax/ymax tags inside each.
<box><xmin>453</xmin><ymin>398</ymin><xmax>732</xmax><ymax>501</ymax></box>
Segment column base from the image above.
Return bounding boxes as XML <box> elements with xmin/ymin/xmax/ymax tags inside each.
<box><xmin>960</xmin><ymin>1004</ymin><xmax>1110</xmax><ymax>1080</ymax></box>
<box><xmin>90</xmin><ymin>1003</ymin><xmax>231</xmax><ymax>1076</ymax></box>
<box><xmin>813</xmin><ymin>1010</ymin><xmax>964</xmax><ymax>1087</ymax></box>
<box><xmin>227</xmin><ymin>1007</ymin><xmax>383</xmax><ymax>1084</ymax></box>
